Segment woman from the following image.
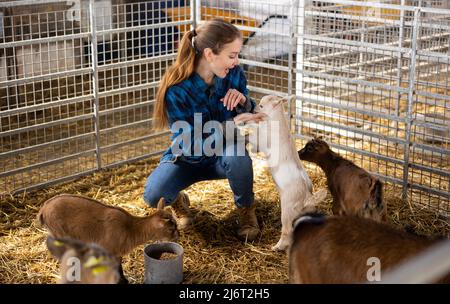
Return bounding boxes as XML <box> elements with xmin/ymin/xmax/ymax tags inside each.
<box><xmin>143</xmin><ymin>19</ymin><xmax>265</xmax><ymax>241</ymax></box>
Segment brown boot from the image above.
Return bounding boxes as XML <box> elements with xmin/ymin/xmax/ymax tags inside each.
<box><xmin>171</xmin><ymin>191</ymin><xmax>194</xmax><ymax>230</ymax></box>
<box><xmin>237</xmin><ymin>204</ymin><xmax>260</xmax><ymax>241</ymax></box>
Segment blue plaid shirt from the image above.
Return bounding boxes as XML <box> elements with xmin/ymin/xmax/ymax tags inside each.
<box><xmin>161</xmin><ymin>65</ymin><xmax>256</xmax><ymax>163</ymax></box>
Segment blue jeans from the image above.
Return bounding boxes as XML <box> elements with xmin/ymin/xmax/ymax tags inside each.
<box><xmin>143</xmin><ymin>144</ymin><xmax>254</xmax><ymax>208</ymax></box>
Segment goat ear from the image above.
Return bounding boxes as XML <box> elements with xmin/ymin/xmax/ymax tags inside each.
<box><xmin>156</xmin><ymin>198</ymin><xmax>166</xmax><ymax>210</ymax></box>
<box><xmin>46</xmin><ymin>236</ymin><xmax>70</xmax><ymax>260</ymax></box>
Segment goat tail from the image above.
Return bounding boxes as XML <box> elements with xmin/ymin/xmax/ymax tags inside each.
<box><xmin>292</xmin><ymin>212</ymin><xmax>326</xmax><ymax>235</ymax></box>
<box><xmin>36</xmin><ymin>209</ymin><xmax>45</xmax><ymax>228</ymax></box>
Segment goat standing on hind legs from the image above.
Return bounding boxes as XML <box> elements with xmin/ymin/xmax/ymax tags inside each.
<box><xmin>298</xmin><ymin>138</ymin><xmax>386</xmax><ymax>222</ymax></box>
<box><xmin>238</xmin><ymin>95</ymin><xmax>327</xmax><ymax>251</ymax></box>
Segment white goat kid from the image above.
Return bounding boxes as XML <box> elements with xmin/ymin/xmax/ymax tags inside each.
<box><xmin>238</xmin><ymin>95</ymin><xmax>326</xmax><ymax>251</ymax></box>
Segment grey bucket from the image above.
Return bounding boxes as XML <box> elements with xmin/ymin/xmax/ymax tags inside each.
<box><xmin>144</xmin><ymin>242</ymin><xmax>184</xmax><ymax>284</ymax></box>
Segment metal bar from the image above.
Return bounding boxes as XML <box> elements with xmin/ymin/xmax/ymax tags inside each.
<box><xmin>247</xmin><ymin>85</ymin><xmax>290</xmax><ymax>97</ymax></box>
<box><xmin>191</xmin><ymin>0</ymin><xmax>198</xmax><ymax>29</ymax></box>
<box><xmin>402</xmin><ymin>8</ymin><xmax>421</xmax><ymax>200</ymax></box>
<box><xmin>296</xmin><ymin>0</ymin><xmax>307</xmax><ymax>136</ymax></box>
<box><xmin>0</xmin><ymin>95</ymin><xmax>93</xmax><ymax>118</ymax></box>
<box><xmin>411</xmin><ymin>142</ymin><xmax>450</xmax><ymax>157</ymax></box>
<box><xmin>409</xmin><ymin>183</ymin><xmax>450</xmax><ymax>200</ymax></box>
<box><xmin>102</xmin><ymin>149</ymin><xmax>167</xmax><ymax>170</ymax></box>
<box><xmin>303</xmin><ymin>34</ymin><xmax>410</xmax><ymax>54</ymax></box>
<box><xmin>98</xmin><ymin>81</ymin><xmax>159</xmax><ymax>98</ymax></box>
<box><xmin>240</xmin><ymin>58</ymin><xmax>290</xmax><ymax>72</ymax></box>
<box><xmin>96</xmin><ymin>20</ymin><xmax>192</xmax><ymax>36</ymax></box>
<box><xmin>97</xmin><ymin>54</ymin><xmax>177</xmax><ymax>72</ymax></box>
<box><xmin>0</xmin><ymin>149</ymin><xmax>96</xmax><ymax>178</ymax></box>
<box><xmin>0</xmin><ymin>67</ymin><xmax>92</xmax><ymax>88</ymax></box>
<box><xmin>296</xmin><ymin>114</ymin><xmax>407</xmax><ymax>145</ymax></box>
<box><xmin>287</xmin><ymin>0</ymin><xmax>298</xmax><ymax>130</ymax></box>
<box><xmin>409</xmin><ymin>162</ymin><xmax>450</xmax><ymax>181</ymax></box>
<box><xmin>0</xmin><ymin>113</ymin><xmax>94</xmax><ymax>137</ymax></box>
<box><xmin>300</xmin><ymin>69</ymin><xmax>409</xmax><ymax>94</ymax></box>
<box><xmin>99</xmin><ymin>118</ymin><xmax>153</xmax><ymax>134</ymax></box>
<box><xmin>9</xmin><ymin>168</ymin><xmax>99</xmax><ymax>196</ymax></box>
<box><xmin>0</xmin><ymin>0</ymin><xmax>70</xmax><ymax>8</ymax></box>
<box><xmin>0</xmin><ymin>32</ymin><xmax>90</xmax><ymax>49</ymax></box>
<box><xmin>100</xmin><ymin>131</ymin><xmax>170</xmax><ymax>152</ymax></box>
<box><xmin>301</xmin><ymin>94</ymin><xmax>404</xmax><ymax>122</ymax></box>
<box><xmin>395</xmin><ymin>0</ymin><xmax>406</xmax><ymax>140</ymax></box>
<box><xmin>0</xmin><ymin>132</ymin><xmax>94</xmax><ymax>159</ymax></box>
<box><xmin>90</xmin><ymin>0</ymin><xmax>101</xmax><ymax>170</ymax></box>
<box><xmin>99</xmin><ymin>100</ymin><xmax>154</xmax><ymax>116</ymax></box>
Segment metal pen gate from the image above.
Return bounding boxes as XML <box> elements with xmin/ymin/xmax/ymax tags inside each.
<box><xmin>0</xmin><ymin>0</ymin><xmax>449</xmax><ymax>215</ymax></box>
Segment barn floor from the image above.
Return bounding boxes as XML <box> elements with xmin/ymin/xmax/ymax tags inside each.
<box><xmin>1</xmin><ymin>151</ymin><xmax>449</xmax><ymax>284</ymax></box>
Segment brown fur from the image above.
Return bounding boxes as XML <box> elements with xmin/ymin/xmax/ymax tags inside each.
<box><xmin>37</xmin><ymin>194</ymin><xmax>179</xmax><ymax>257</ymax></box>
<box><xmin>289</xmin><ymin>214</ymin><xmax>450</xmax><ymax>283</ymax></box>
<box><xmin>298</xmin><ymin>138</ymin><xmax>386</xmax><ymax>221</ymax></box>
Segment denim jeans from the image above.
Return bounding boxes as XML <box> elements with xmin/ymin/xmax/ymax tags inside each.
<box><xmin>143</xmin><ymin>144</ymin><xmax>254</xmax><ymax>208</ymax></box>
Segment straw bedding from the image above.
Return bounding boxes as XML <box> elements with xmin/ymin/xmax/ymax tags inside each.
<box><xmin>1</xmin><ymin>151</ymin><xmax>449</xmax><ymax>284</ymax></box>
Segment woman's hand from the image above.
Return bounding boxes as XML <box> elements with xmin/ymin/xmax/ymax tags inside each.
<box><xmin>233</xmin><ymin>112</ymin><xmax>267</xmax><ymax>125</ymax></box>
<box><xmin>221</xmin><ymin>89</ymin><xmax>246</xmax><ymax>111</ymax></box>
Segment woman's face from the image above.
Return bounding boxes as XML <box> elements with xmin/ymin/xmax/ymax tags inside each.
<box><xmin>207</xmin><ymin>38</ymin><xmax>242</xmax><ymax>78</ymax></box>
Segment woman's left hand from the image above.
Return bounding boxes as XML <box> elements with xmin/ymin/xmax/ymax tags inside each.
<box><xmin>220</xmin><ymin>89</ymin><xmax>246</xmax><ymax>111</ymax></box>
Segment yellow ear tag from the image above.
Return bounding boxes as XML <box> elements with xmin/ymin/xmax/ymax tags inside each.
<box><xmin>91</xmin><ymin>265</ymin><xmax>109</xmax><ymax>276</ymax></box>
<box><xmin>53</xmin><ymin>240</ymin><xmax>64</xmax><ymax>247</ymax></box>
<box><xmin>83</xmin><ymin>256</ymin><xmax>104</xmax><ymax>268</ymax></box>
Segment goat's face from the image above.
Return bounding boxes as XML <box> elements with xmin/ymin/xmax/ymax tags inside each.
<box><xmin>47</xmin><ymin>236</ymin><xmax>120</xmax><ymax>284</ymax></box>
<box><xmin>298</xmin><ymin>138</ymin><xmax>330</xmax><ymax>163</ymax></box>
<box><xmin>150</xmin><ymin>210</ymin><xmax>180</xmax><ymax>242</ymax></box>
<box><xmin>255</xmin><ymin>95</ymin><xmax>286</xmax><ymax>116</ymax></box>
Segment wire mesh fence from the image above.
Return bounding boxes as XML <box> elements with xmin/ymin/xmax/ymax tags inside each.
<box><xmin>0</xmin><ymin>0</ymin><xmax>448</xmax><ymax>214</ymax></box>
<box><xmin>296</xmin><ymin>0</ymin><xmax>449</xmax><ymax>214</ymax></box>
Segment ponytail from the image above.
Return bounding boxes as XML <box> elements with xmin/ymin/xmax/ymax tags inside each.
<box><xmin>153</xmin><ymin>30</ymin><xmax>197</xmax><ymax>129</ymax></box>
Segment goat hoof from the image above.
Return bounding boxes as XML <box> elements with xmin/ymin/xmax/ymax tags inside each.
<box><xmin>272</xmin><ymin>241</ymin><xmax>288</xmax><ymax>252</ymax></box>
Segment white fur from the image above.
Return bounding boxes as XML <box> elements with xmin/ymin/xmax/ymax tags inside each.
<box><xmin>240</xmin><ymin>95</ymin><xmax>326</xmax><ymax>251</ymax></box>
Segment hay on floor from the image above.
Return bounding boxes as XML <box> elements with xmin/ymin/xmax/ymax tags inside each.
<box><xmin>1</xmin><ymin>153</ymin><xmax>449</xmax><ymax>284</ymax></box>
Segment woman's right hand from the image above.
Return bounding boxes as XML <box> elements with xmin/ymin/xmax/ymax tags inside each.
<box><xmin>233</xmin><ymin>112</ymin><xmax>267</xmax><ymax>125</ymax></box>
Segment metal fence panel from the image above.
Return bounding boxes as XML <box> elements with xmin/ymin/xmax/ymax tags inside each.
<box><xmin>0</xmin><ymin>0</ymin><xmax>448</xmax><ymax>214</ymax></box>
<box><xmin>296</xmin><ymin>0</ymin><xmax>449</xmax><ymax>213</ymax></box>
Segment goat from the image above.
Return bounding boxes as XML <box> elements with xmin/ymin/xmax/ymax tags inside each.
<box><xmin>289</xmin><ymin>214</ymin><xmax>450</xmax><ymax>283</ymax></box>
<box><xmin>298</xmin><ymin>138</ymin><xmax>386</xmax><ymax>221</ymax></box>
<box><xmin>238</xmin><ymin>95</ymin><xmax>327</xmax><ymax>251</ymax></box>
<box><xmin>46</xmin><ymin>235</ymin><xmax>120</xmax><ymax>284</ymax></box>
<box><xmin>37</xmin><ymin>194</ymin><xmax>179</xmax><ymax>283</ymax></box>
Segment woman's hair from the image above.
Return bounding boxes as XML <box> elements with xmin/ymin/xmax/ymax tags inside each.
<box><xmin>153</xmin><ymin>19</ymin><xmax>242</xmax><ymax>129</ymax></box>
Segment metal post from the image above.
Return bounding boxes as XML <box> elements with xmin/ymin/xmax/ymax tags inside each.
<box><xmin>395</xmin><ymin>0</ymin><xmax>406</xmax><ymax>139</ymax></box>
<box><xmin>288</xmin><ymin>0</ymin><xmax>299</xmax><ymax>131</ymax></box>
<box><xmin>191</xmin><ymin>0</ymin><xmax>200</xmax><ymax>29</ymax></box>
<box><xmin>295</xmin><ymin>0</ymin><xmax>307</xmax><ymax>135</ymax></box>
<box><xmin>90</xmin><ymin>0</ymin><xmax>102</xmax><ymax>169</ymax></box>
<box><xmin>402</xmin><ymin>7</ymin><xmax>421</xmax><ymax>200</ymax></box>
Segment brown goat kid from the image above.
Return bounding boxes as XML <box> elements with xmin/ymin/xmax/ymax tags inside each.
<box><xmin>46</xmin><ymin>236</ymin><xmax>120</xmax><ymax>284</ymax></box>
<box><xmin>38</xmin><ymin>194</ymin><xmax>179</xmax><ymax>283</ymax></box>
<box><xmin>298</xmin><ymin>138</ymin><xmax>386</xmax><ymax>221</ymax></box>
<box><xmin>289</xmin><ymin>214</ymin><xmax>450</xmax><ymax>284</ymax></box>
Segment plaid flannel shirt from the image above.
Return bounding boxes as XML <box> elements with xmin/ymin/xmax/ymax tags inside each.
<box><xmin>160</xmin><ymin>65</ymin><xmax>256</xmax><ymax>163</ymax></box>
